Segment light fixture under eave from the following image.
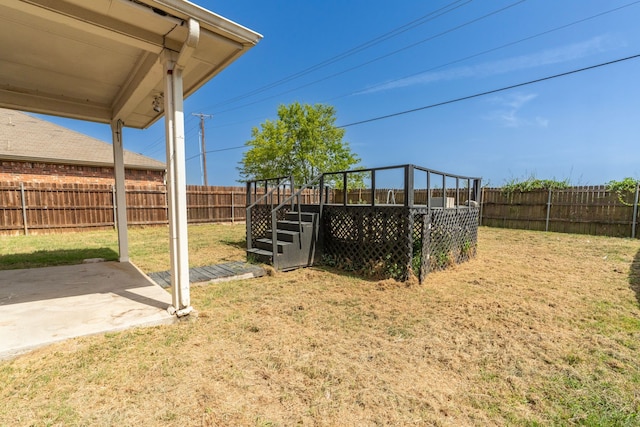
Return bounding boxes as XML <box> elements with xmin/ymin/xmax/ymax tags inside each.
<box><xmin>152</xmin><ymin>94</ymin><xmax>164</xmax><ymax>113</ymax></box>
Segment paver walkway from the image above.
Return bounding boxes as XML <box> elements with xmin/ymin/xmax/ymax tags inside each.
<box><xmin>148</xmin><ymin>261</ymin><xmax>266</xmax><ymax>288</ymax></box>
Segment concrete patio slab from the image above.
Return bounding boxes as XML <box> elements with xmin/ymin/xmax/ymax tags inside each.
<box><xmin>0</xmin><ymin>261</ymin><xmax>176</xmax><ymax>360</ymax></box>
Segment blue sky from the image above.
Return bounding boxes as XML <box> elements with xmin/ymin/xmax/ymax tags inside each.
<box><xmin>37</xmin><ymin>0</ymin><xmax>640</xmax><ymax>186</ymax></box>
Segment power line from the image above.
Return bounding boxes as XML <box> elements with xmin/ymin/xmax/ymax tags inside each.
<box><xmin>138</xmin><ymin>114</ymin><xmax>199</xmax><ymax>155</ymax></box>
<box><xmin>140</xmin><ymin>120</ymin><xmax>201</xmax><ymax>157</ymax></box>
<box><xmin>185</xmin><ymin>145</ymin><xmax>245</xmax><ymax>161</ymax></box>
<box><xmin>181</xmin><ymin>53</ymin><xmax>640</xmax><ymax>156</ymax></box>
<box><xmin>164</xmin><ymin>0</ymin><xmax>637</xmax><ymax>142</ymax></box>
<box><xmin>342</xmin><ymin>0</ymin><xmax>640</xmax><ymax>99</ymax></box>
<box><xmin>139</xmin><ymin>1</ymin><xmax>639</xmax><ymax>155</ymax></box>
<box><xmin>203</xmin><ymin>0</ymin><xmax>472</xmax><ymax>110</ymax></box>
<box><xmin>212</xmin><ymin>0</ymin><xmax>527</xmax><ymax>116</ymax></box>
<box><xmin>156</xmin><ymin>51</ymin><xmax>639</xmax><ymax>159</ymax></box>
<box><xmin>338</xmin><ymin>53</ymin><xmax>640</xmax><ymax>128</ymax></box>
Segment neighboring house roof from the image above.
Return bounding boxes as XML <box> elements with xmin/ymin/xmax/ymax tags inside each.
<box><xmin>0</xmin><ymin>108</ymin><xmax>165</xmax><ymax>170</ymax></box>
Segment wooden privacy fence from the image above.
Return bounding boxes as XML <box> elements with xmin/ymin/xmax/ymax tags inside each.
<box><xmin>186</xmin><ymin>185</ymin><xmax>245</xmax><ymax>224</ymax></box>
<box><xmin>2</xmin><ymin>182</ymin><xmax>639</xmax><ymax>238</ymax></box>
<box><xmin>0</xmin><ymin>182</ymin><xmax>247</xmax><ymax>235</ymax></box>
<box><xmin>481</xmin><ymin>186</ymin><xmax>640</xmax><ymax>238</ymax></box>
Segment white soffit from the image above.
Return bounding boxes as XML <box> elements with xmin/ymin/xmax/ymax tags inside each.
<box><xmin>0</xmin><ymin>0</ymin><xmax>262</xmax><ymax>129</ymax></box>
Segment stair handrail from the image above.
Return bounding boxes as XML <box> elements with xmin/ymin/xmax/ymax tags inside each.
<box><xmin>246</xmin><ymin>175</ymin><xmax>293</xmax><ymax>210</ymax></box>
<box><xmin>270</xmin><ymin>174</ymin><xmax>324</xmax><ymax>270</ymax></box>
<box><xmin>246</xmin><ymin>175</ymin><xmax>293</xmax><ymax>251</ymax></box>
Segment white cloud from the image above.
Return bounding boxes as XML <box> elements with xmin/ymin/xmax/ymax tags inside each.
<box><xmin>356</xmin><ymin>35</ymin><xmax>621</xmax><ymax>95</ymax></box>
<box><xmin>535</xmin><ymin>117</ymin><xmax>549</xmax><ymax>128</ymax></box>
<box><xmin>500</xmin><ymin>93</ymin><xmax>538</xmax><ymax>109</ymax></box>
<box><xmin>485</xmin><ymin>92</ymin><xmax>548</xmax><ymax>128</ymax></box>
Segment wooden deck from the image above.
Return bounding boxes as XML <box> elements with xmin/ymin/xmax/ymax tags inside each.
<box><xmin>148</xmin><ymin>261</ymin><xmax>266</xmax><ymax>288</ymax></box>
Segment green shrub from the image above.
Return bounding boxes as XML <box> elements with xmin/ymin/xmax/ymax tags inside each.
<box><xmin>502</xmin><ymin>175</ymin><xmax>569</xmax><ymax>194</ymax></box>
<box><xmin>607</xmin><ymin>177</ymin><xmax>639</xmax><ymax>207</ymax></box>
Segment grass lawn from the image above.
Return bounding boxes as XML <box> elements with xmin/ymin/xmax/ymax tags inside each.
<box><xmin>1</xmin><ymin>226</ymin><xmax>639</xmax><ymax>425</ymax></box>
<box><xmin>0</xmin><ymin>223</ymin><xmax>246</xmax><ymax>273</ymax></box>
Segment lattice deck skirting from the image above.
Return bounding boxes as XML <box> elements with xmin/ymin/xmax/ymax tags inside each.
<box><xmin>245</xmin><ymin>164</ymin><xmax>482</xmax><ymax>281</ymax></box>
<box><xmin>322</xmin><ymin>205</ymin><xmax>479</xmax><ymax>282</ymax></box>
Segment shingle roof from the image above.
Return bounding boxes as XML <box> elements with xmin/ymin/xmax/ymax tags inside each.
<box><xmin>0</xmin><ymin>108</ymin><xmax>165</xmax><ymax>170</ymax></box>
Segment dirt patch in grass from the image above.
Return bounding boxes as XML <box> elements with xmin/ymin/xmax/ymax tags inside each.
<box><xmin>1</xmin><ymin>228</ymin><xmax>639</xmax><ymax>425</ymax></box>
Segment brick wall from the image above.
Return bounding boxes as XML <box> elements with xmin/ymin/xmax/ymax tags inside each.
<box><xmin>0</xmin><ymin>160</ymin><xmax>164</xmax><ymax>185</ymax></box>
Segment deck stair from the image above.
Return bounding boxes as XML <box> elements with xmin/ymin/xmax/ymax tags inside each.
<box><xmin>246</xmin><ymin>165</ymin><xmax>482</xmax><ymax>280</ymax></box>
<box><xmin>247</xmin><ymin>210</ymin><xmax>319</xmax><ymax>271</ymax></box>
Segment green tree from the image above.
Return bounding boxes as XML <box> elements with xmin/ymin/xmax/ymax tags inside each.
<box><xmin>238</xmin><ymin>102</ymin><xmax>360</xmax><ymax>184</ymax></box>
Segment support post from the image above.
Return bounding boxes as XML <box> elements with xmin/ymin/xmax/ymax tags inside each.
<box><xmin>343</xmin><ymin>172</ymin><xmax>347</xmax><ymax>206</ymax></box>
<box><xmin>319</xmin><ymin>174</ymin><xmax>325</xmax><ymax>216</ymax></box>
<box><xmin>164</xmin><ymin>52</ymin><xmax>192</xmax><ymax>316</ymax></box>
<box><xmin>473</xmin><ymin>179</ymin><xmax>481</xmax><ymax>203</ymax></box>
<box><xmin>246</xmin><ymin>181</ymin><xmax>253</xmax><ymax>250</ymax></box>
<box><xmin>405</xmin><ymin>165</ymin><xmax>414</xmax><ymax>207</ymax></box>
<box><xmin>427</xmin><ymin>172</ymin><xmax>431</xmax><ymax>210</ymax></box>
<box><xmin>371</xmin><ymin>170</ymin><xmax>376</xmax><ymax>207</ymax></box>
<box><xmin>111</xmin><ymin>119</ymin><xmax>129</xmax><ymax>262</ymax></box>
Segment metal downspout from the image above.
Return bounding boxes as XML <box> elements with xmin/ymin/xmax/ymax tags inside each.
<box><xmin>165</xmin><ymin>19</ymin><xmax>199</xmax><ymax>317</ymax></box>
<box><xmin>111</xmin><ymin>119</ymin><xmax>129</xmax><ymax>262</ymax></box>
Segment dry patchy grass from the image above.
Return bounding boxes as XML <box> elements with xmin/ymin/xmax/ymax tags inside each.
<box><xmin>1</xmin><ymin>227</ymin><xmax>639</xmax><ymax>426</ymax></box>
<box><xmin>127</xmin><ymin>223</ymin><xmax>246</xmax><ymax>272</ymax></box>
<box><xmin>0</xmin><ymin>223</ymin><xmax>246</xmax><ymax>273</ymax></box>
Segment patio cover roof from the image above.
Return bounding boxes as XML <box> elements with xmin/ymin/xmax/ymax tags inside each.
<box><xmin>0</xmin><ymin>0</ymin><xmax>262</xmax><ymax>317</ymax></box>
<box><xmin>0</xmin><ymin>0</ymin><xmax>261</xmax><ymax>129</ymax></box>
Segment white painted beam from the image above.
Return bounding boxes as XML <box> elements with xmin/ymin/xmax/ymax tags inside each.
<box><xmin>111</xmin><ymin>52</ymin><xmax>162</xmax><ymax>124</ymax></box>
<box><xmin>0</xmin><ymin>87</ymin><xmax>112</xmax><ymax>124</ymax></box>
<box><xmin>111</xmin><ymin>119</ymin><xmax>129</xmax><ymax>262</ymax></box>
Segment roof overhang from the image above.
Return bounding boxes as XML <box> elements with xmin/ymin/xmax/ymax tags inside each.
<box><xmin>0</xmin><ymin>0</ymin><xmax>262</xmax><ymax>129</ymax></box>
<box><xmin>0</xmin><ymin>154</ymin><xmax>167</xmax><ymax>171</ymax></box>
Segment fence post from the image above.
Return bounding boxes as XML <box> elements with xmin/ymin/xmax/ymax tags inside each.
<box><xmin>112</xmin><ymin>185</ymin><xmax>117</xmax><ymax>230</ymax></box>
<box><xmin>545</xmin><ymin>188</ymin><xmax>552</xmax><ymax>232</ymax></box>
<box><xmin>479</xmin><ymin>186</ymin><xmax>484</xmax><ymax>226</ymax></box>
<box><xmin>231</xmin><ymin>191</ymin><xmax>235</xmax><ymax>224</ymax></box>
<box><xmin>20</xmin><ymin>182</ymin><xmax>29</xmax><ymax>236</ymax></box>
<box><xmin>632</xmin><ymin>182</ymin><xmax>639</xmax><ymax>239</ymax></box>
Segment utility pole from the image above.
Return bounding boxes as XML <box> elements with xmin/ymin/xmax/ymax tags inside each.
<box><xmin>191</xmin><ymin>113</ymin><xmax>213</xmax><ymax>185</ymax></box>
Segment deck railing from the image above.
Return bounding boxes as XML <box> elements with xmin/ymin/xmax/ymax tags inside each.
<box><xmin>321</xmin><ymin>164</ymin><xmax>482</xmax><ymax>209</ymax></box>
<box><xmin>245</xmin><ymin>176</ymin><xmax>293</xmax><ymax>250</ymax></box>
